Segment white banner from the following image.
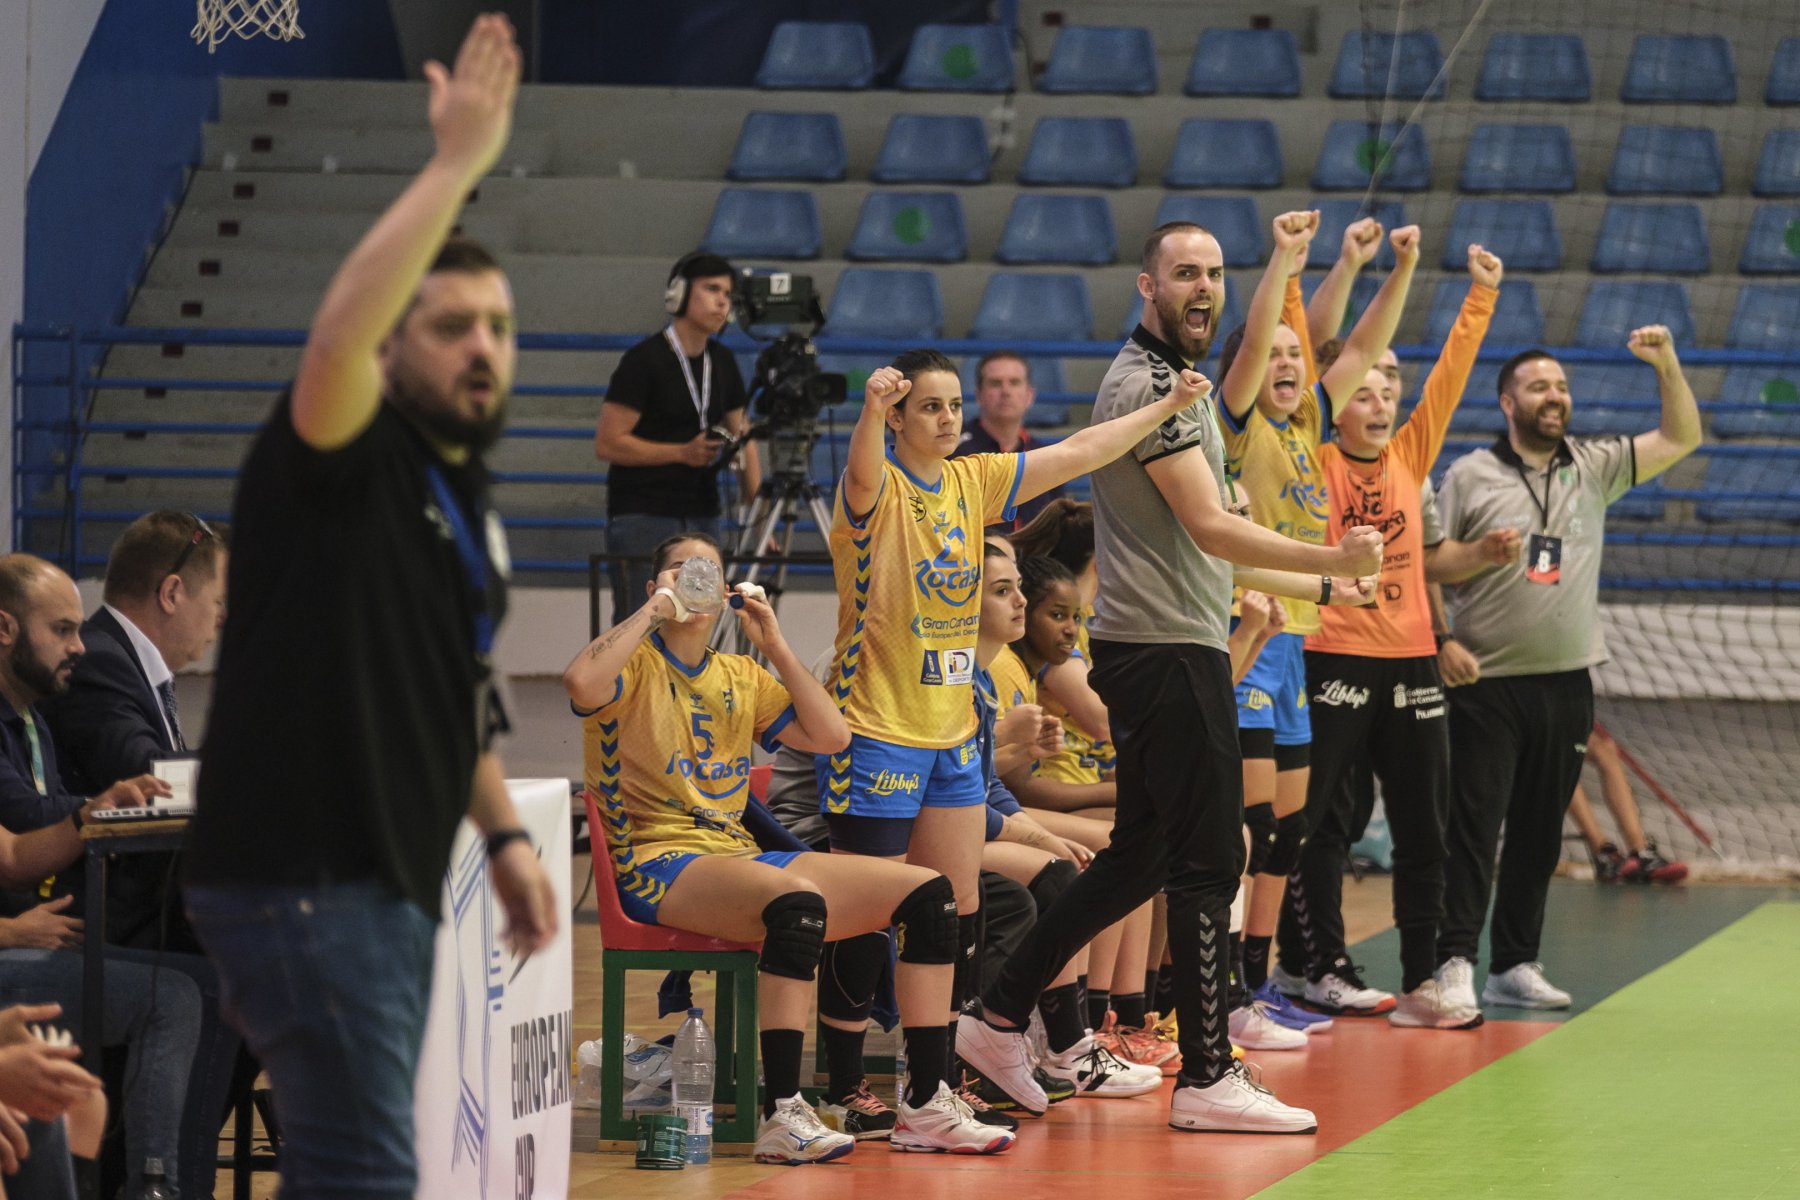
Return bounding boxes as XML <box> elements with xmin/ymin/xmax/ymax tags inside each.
<box><xmin>415</xmin><ymin>779</ymin><xmax>574</xmax><ymax>1200</ymax></box>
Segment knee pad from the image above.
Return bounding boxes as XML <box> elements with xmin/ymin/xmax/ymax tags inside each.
<box><xmin>758</xmin><ymin>892</ymin><xmax>828</xmax><ymax>982</ymax></box>
<box><xmin>1026</xmin><ymin>857</ymin><xmax>1078</xmax><ymax>915</ymax></box>
<box><xmin>1264</xmin><ymin>811</ymin><xmax>1307</xmax><ymax>877</ymax></box>
<box><xmin>951</xmin><ymin>912</ymin><xmax>981</xmax><ymax>1010</ymax></box>
<box><xmin>1244</xmin><ymin>802</ymin><xmax>1278</xmax><ymax>875</ymax></box>
<box><xmin>817</xmin><ymin>931</ymin><xmax>887</xmax><ymax>1022</ymax></box>
<box><xmin>891</xmin><ymin>875</ymin><xmax>958</xmax><ymax>965</ymax></box>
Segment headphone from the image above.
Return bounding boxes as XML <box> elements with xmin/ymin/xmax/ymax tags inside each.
<box><xmin>663</xmin><ymin>251</ymin><xmax>735</xmax><ymax>320</ymax></box>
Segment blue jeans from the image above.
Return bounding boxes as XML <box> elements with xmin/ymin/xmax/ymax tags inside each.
<box><xmin>186</xmin><ymin>882</ymin><xmax>436</xmax><ymax>1200</ymax></box>
<box><xmin>605</xmin><ymin>512</ymin><xmax>722</xmax><ymax>622</ymax></box>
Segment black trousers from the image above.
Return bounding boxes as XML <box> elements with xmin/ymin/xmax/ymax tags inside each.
<box><xmin>975</xmin><ymin>870</ymin><xmax>1036</xmax><ymax>998</ymax></box>
<box><xmin>984</xmin><ymin>641</ymin><xmax>1244</xmax><ymax>1084</ymax></box>
<box><xmin>1438</xmin><ymin>669</ymin><xmax>1595</xmax><ymax>974</ymax></box>
<box><xmin>1279</xmin><ymin>652</ymin><xmax>1452</xmax><ymax>992</ymax></box>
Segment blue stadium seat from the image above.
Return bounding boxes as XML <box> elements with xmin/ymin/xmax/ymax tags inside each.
<box><xmin>1696</xmin><ymin>455</ymin><xmax>1800</xmax><ymax>522</ymax></box>
<box><xmin>1621</xmin><ymin>35</ymin><xmax>1736</xmax><ymax>103</ymax></box>
<box><xmin>824</xmin><ymin>268</ymin><xmax>943</xmax><ymax>339</ymax></box>
<box><xmin>1447</xmin><ymin>402</ymin><xmax>1508</xmax><ymax>437</ymax></box>
<box><xmin>1040</xmin><ymin>26</ymin><xmax>1157</xmax><ymax>95</ymax></box>
<box><xmin>1185</xmin><ymin>29</ymin><xmax>1301</xmax><ymax>97</ymax></box>
<box><xmin>996</xmin><ymin>194</ymin><xmax>1116</xmax><ymax>265</ymax></box>
<box><xmin>1712</xmin><ymin>369</ymin><xmax>1800</xmax><ymax>438</ymax></box>
<box><xmin>1298</xmin><ymin>272</ymin><xmax>1381</xmax><ymax>337</ymax></box>
<box><xmin>1568</xmin><ymin>363</ymin><xmax>1662</xmax><ymax>406</ymax></box>
<box><xmin>1164</xmin><ymin>120</ymin><xmax>1284</xmax><ymax>189</ymax></box>
<box><xmin>1571</xmin><ymin>406</ymin><xmax>1654</xmax><ymax>437</ymax></box>
<box><xmin>1609</xmin><ymin>477</ymin><xmax>1667</xmax><ymax>521</ymax></box>
<box><xmin>1151</xmin><ymin>196</ymin><xmax>1264</xmax><ymax>268</ymax></box>
<box><xmin>726</xmin><ymin>112</ymin><xmax>846</xmax><ymax>182</ymax></box>
<box><xmin>899</xmin><ymin>24</ymin><xmax>1013</xmax><ymax>92</ymax></box>
<box><xmin>1576</xmin><ymin>281</ymin><xmax>1696</xmax><ymax>348</ymax></box>
<box><xmin>1116</xmin><ymin>275</ymin><xmax>1245</xmax><ymax>342</ymax></box>
<box><xmin>1739</xmin><ymin>205</ymin><xmax>1800</xmax><ymax>274</ymax></box>
<box><xmin>871</xmin><ymin>115</ymin><xmax>990</xmax><ymax>184</ymax></box>
<box><xmin>1441</xmin><ymin>199</ymin><xmax>1562</xmax><ymax>272</ymax></box>
<box><xmin>974</xmin><ymin>273</ymin><xmax>1093</xmax><ymax>341</ymax></box>
<box><xmin>959</xmin><ymin>357</ymin><xmax>1070</xmax><ymax>400</ymax></box>
<box><xmin>1308</xmin><ymin>200</ymin><xmax>1407</xmax><ymax>270</ymax></box>
<box><xmin>1017</xmin><ymin>117</ymin><xmax>1138</xmax><ymax>188</ymax></box>
<box><xmin>1753</xmin><ymin>131</ymin><xmax>1800</xmax><ymax>197</ymax></box>
<box><xmin>1329</xmin><ymin>31</ymin><xmax>1446</xmax><ymax>100</ymax></box>
<box><xmin>1424</xmin><ymin>278</ymin><xmax>1544</xmax><ymax>345</ymax></box>
<box><xmin>1590</xmin><ymin>203</ymin><xmax>1709</xmax><ymax>274</ymax></box>
<box><xmin>1312</xmin><ymin>121</ymin><xmax>1431</xmax><ymax>191</ymax></box>
<box><xmin>1768</xmin><ymin>38</ymin><xmax>1800</xmax><ymax>104</ymax></box>
<box><xmin>701</xmin><ymin>188</ymin><xmax>822</xmax><ymax>259</ymax></box>
<box><xmin>1475</xmin><ymin>33</ymin><xmax>1591</xmax><ymax>102</ymax></box>
<box><xmin>845</xmin><ymin>192</ymin><xmax>967</xmax><ymax>263</ymax></box>
<box><xmin>1606</xmin><ymin>125</ymin><xmax>1723</xmax><ymax>196</ymax></box>
<box><xmin>1458</xmin><ymin>123</ymin><xmax>1577</xmax><ymax>193</ymax></box>
<box><xmin>755</xmin><ymin>22</ymin><xmax>875</xmax><ymax>89</ymax></box>
<box><xmin>1727</xmin><ymin>284</ymin><xmax>1800</xmax><ymax>350</ymax></box>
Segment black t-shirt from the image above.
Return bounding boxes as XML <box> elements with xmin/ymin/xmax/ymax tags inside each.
<box><xmin>603</xmin><ymin>330</ymin><xmax>746</xmax><ymax>518</ymax></box>
<box><xmin>186</xmin><ymin>398</ymin><xmax>509</xmax><ymax>916</ymax></box>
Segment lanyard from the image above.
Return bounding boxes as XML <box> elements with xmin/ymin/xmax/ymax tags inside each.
<box><xmin>426</xmin><ymin>465</ymin><xmax>496</xmax><ymax>659</ymax></box>
<box><xmin>1515</xmin><ymin>462</ymin><xmax>1555</xmax><ymax>533</ymax></box>
<box><xmin>21</xmin><ymin>711</ymin><xmax>46</xmax><ymax>795</ymax></box>
<box><xmin>663</xmin><ymin>325</ymin><xmax>712</xmax><ymax>430</ymax></box>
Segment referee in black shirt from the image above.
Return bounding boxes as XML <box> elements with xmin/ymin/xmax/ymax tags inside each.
<box><xmin>184</xmin><ymin>17</ymin><xmax>555</xmax><ymax>1197</ymax></box>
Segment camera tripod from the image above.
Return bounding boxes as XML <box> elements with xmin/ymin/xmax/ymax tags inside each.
<box><xmin>711</xmin><ymin>469</ymin><xmax>836</xmax><ymax>656</ymax></box>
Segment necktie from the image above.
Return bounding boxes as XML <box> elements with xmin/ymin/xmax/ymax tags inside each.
<box><xmin>157</xmin><ymin>679</ymin><xmax>186</xmax><ymax>752</ymax></box>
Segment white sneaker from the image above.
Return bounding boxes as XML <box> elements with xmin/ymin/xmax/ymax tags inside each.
<box><xmin>1227</xmin><ymin>1003</ymin><xmax>1308</xmax><ymax>1050</ymax></box>
<box><xmin>1268</xmin><ymin>963</ymin><xmax>1307</xmax><ymax>998</ymax></box>
<box><xmin>1389</xmin><ymin>980</ymin><xmax>1485</xmax><ymax>1030</ymax></box>
<box><xmin>891</xmin><ymin>1080</ymin><xmax>1016</xmax><ymax>1154</ymax></box>
<box><xmin>1168</xmin><ymin>1063</ymin><xmax>1317</xmax><ymax>1134</ymax></box>
<box><xmin>956</xmin><ymin>1017</ymin><xmax>1048</xmax><ymax>1115</ymax></box>
<box><xmin>1042</xmin><ymin>1033</ymin><xmax>1163</xmax><ymax>1097</ymax></box>
<box><xmin>754</xmin><ymin>1094</ymin><xmax>857</xmax><ymax>1165</ymax></box>
<box><xmin>1435</xmin><ymin>956</ymin><xmax>1478</xmax><ymax>1011</ymax></box>
<box><xmin>1483</xmin><ymin>962</ymin><xmax>1572</xmax><ymax>1010</ymax></box>
<box><xmin>1303</xmin><ymin>960</ymin><xmax>1396</xmax><ymax>1015</ymax></box>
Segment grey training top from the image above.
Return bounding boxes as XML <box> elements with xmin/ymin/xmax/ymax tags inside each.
<box><xmin>1437</xmin><ymin>435</ymin><xmax>1635</xmax><ymax>678</ymax></box>
<box><xmin>1419</xmin><ymin>478</ymin><xmax>1445</xmax><ymax>548</ymax></box>
<box><xmin>1088</xmin><ymin>325</ymin><xmax>1233</xmax><ymax>651</ymax></box>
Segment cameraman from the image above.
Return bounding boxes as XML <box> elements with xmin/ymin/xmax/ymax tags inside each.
<box><xmin>595</xmin><ymin>252</ymin><xmax>761</xmax><ymax>619</ymax></box>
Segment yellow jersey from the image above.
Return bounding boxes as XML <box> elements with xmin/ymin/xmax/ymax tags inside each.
<box><xmin>987</xmin><ymin>645</ymin><xmax>1035</xmax><ymax>714</ymax></box>
<box><xmin>1031</xmin><ymin>651</ymin><xmax>1107</xmax><ymax>785</ymax></box>
<box><xmin>830</xmin><ymin>449</ymin><xmax>1025</xmax><ymax>748</ymax></box>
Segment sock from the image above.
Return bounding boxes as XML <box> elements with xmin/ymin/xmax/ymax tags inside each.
<box><xmin>1153</xmin><ymin>963</ymin><xmax>1176</xmax><ymax>1015</ymax></box>
<box><xmin>1145</xmin><ymin>968</ymin><xmax>1159</xmax><ymax>1000</ymax></box>
<box><xmin>1112</xmin><ymin>991</ymin><xmax>1148</xmax><ymax>1029</ymax></box>
<box><xmin>1038</xmin><ymin>982</ymin><xmax>1086</xmax><ymax>1054</ymax></box>
<box><xmin>1085</xmin><ymin>988</ymin><xmax>1111</xmax><ymax>1031</ymax></box>
<box><xmin>902</xmin><ymin>1026</ymin><xmax>949</xmax><ymax>1109</ymax></box>
<box><xmin>1243</xmin><ymin>935</ymin><xmax>1273</xmax><ymax>991</ymax></box>
<box><xmin>1229</xmin><ymin>934</ymin><xmax>1247</xmax><ymax>1010</ymax></box>
<box><xmin>760</xmin><ymin>1029</ymin><xmax>805</xmax><ymax>1117</ymax></box>
<box><xmin>947</xmin><ymin>1014</ymin><xmax>964</xmax><ymax>1084</ymax></box>
<box><xmin>820</xmin><ymin>1023</ymin><xmax>867</xmax><ymax>1104</ymax></box>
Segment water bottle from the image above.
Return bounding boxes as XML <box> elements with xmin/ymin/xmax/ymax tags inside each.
<box><xmin>674</xmin><ymin>556</ymin><xmax>723</xmax><ymax>617</ymax></box>
<box><xmin>670</xmin><ymin>1008</ymin><xmax>715</xmax><ymax>1165</ymax></box>
<box><xmin>142</xmin><ymin>1159</ymin><xmax>172</xmax><ymax>1200</ymax></box>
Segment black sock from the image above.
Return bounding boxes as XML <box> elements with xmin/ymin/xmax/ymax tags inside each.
<box><xmin>1153</xmin><ymin>963</ymin><xmax>1176</xmax><ymax>1015</ymax></box>
<box><xmin>820</xmin><ymin>1023</ymin><xmax>867</xmax><ymax>1104</ymax></box>
<box><xmin>1085</xmin><ymin>988</ymin><xmax>1111</xmax><ymax>1031</ymax></box>
<box><xmin>1039</xmin><ymin>982</ymin><xmax>1086</xmax><ymax>1054</ymax></box>
<box><xmin>1112</xmin><ymin>991</ymin><xmax>1148</xmax><ymax>1028</ymax></box>
<box><xmin>1244</xmin><ymin>935</ymin><xmax>1273</xmax><ymax>992</ymax></box>
<box><xmin>760</xmin><ymin>1028</ymin><xmax>805</xmax><ymax>1117</ymax></box>
<box><xmin>1229</xmin><ymin>934</ymin><xmax>1248</xmax><ymax>1009</ymax></box>
<box><xmin>902</xmin><ymin>1026</ymin><xmax>949</xmax><ymax>1109</ymax></box>
<box><xmin>947</xmin><ymin>1014</ymin><xmax>964</xmax><ymax>1083</ymax></box>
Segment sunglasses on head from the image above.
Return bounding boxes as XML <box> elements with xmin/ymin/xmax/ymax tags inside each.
<box><xmin>167</xmin><ymin>515</ymin><xmax>219</xmax><ymax>579</ymax></box>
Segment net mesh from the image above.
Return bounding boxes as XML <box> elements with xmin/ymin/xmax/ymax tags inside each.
<box><xmin>191</xmin><ymin>0</ymin><xmax>303</xmax><ymax>54</ymax></box>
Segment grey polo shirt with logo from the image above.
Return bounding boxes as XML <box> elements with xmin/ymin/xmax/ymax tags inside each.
<box><xmin>1437</xmin><ymin>435</ymin><xmax>1636</xmax><ymax>678</ymax></box>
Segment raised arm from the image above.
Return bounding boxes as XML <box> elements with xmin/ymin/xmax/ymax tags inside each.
<box><xmin>562</xmin><ymin>569</ymin><xmax>684</xmax><ymax>710</ymax></box>
<box><xmin>1017</xmin><ymin>368</ymin><xmax>1211</xmax><ymax>501</ymax></box>
<box><xmin>293</xmin><ymin>15</ymin><xmax>521</xmax><ymax>450</ymax></box>
<box><xmin>1319</xmin><ymin>224</ymin><xmax>1422</xmax><ymax>405</ymax></box>
<box><xmin>1305</xmin><ymin>217</ymin><xmax>1384</xmax><ymax>350</ymax></box>
<box><xmin>841</xmin><ymin>367</ymin><xmax>907</xmax><ymax>520</ymax></box>
<box><xmin>1220</xmin><ymin>211</ymin><xmax>1319</xmax><ymax>419</ymax></box>
<box><xmin>733</xmin><ymin>597</ymin><xmax>851</xmax><ymax>754</ymax></box>
<box><xmin>1627</xmin><ymin>326</ymin><xmax>1704</xmax><ymax>482</ymax></box>
<box><xmin>1394</xmin><ymin>245</ymin><xmax>1502</xmax><ymax>476</ymax></box>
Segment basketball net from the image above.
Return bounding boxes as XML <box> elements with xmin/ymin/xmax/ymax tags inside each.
<box><xmin>192</xmin><ymin>0</ymin><xmax>304</xmax><ymax>53</ymax></box>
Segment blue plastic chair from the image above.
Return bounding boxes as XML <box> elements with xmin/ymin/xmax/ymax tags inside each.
<box><xmin>1576</xmin><ymin>281</ymin><xmax>1696</xmax><ymax>348</ymax></box>
<box><xmin>1424</xmin><ymin>278</ymin><xmax>1544</xmax><ymax>346</ymax></box>
<box><xmin>1621</xmin><ymin>35</ymin><xmax>1736</xmax><ymax>103</ymax></box>
<box><xmin>1568</xmin><ymin>363</ymin><xmax>1662</xmax><ymax>406</ymax></box>
<box><xmin>754</xmin><ymin>22</ymin><xmax>875</xmax><ymax>89</ymax></box>
<box><xmin>1712</xmin><ymin>369</ymin><xmax>1800</xmax><ymax>439</ymax></box>
<box><xmin>1447</xmin><ymin>402</ymin><xmax>1509</xmax><ymax>436</ymax></box>
<box><xmin>1185</xmin><ymin>29</ymin><xmax>1301</xmax><ymax>97</ymax></box>
<box><xmin>1753</xmin><ymin>131</ymin><xmax>1800</xmax><ymax>198</ymax></box>
<box><xmin>845</xmin><ymin>193</ymin><xmax>968</xmax><ymax>263</ymax></box>
<box><xmin>1696</xmin><ymin>456</ymin><xmax>1800</xmax><ymax>522</ymax></box>
<box><xmin>871</xmin><ymin>115</ymin><xmax>990</xmax><ymax>185</ymax></box>
<box><xmin>899</xmin><ymin>24</ymin><xmax>1014</xmax><ymax>92</ymax></box>
<box><xmin>1440</xmin><ymin>199</ymin><xmax>1562</xmax><ymax>272</ymax></box>
<box><xmin>1164</xmin><ymin>120</ymin><xmax>1284</xmax><ymax>189</ymax></box>
<box><xmin>1311</xmin><ymin>121</ymin><xmax>1432</xmax><ymax>191</ymax></box>
<box><xmin>1768</xmin><ymin>38</ymin><xmax>1800</xmax><ymax>104</ymax></box>
<box><xmin>701</xmin><ymin>189</ymin><xmax>822</xmax><ymax>259</ymax></box>
<box><xmin>1590</xmin><ymin>203</ymin><xmax>1709</xmax><ymax>274</ymax></box>
<box><xmin>1739</xmin><ymin>206</ymin><xmax>1800</xmax><ymax>275</ymax></box>
<box><xmin>1017</xmin><ymin>117</ymin><xmax>1138</xmax><ymax>188</ymax></box>
<box><xmin>1040</xmin><ymin>26</ymin><xmax>1157</xmax><ymax>95</ymax></box>
<box><xmin>1608</xmin><ymin>477</ymin><xmax>1667</xmax><ymax>521</ymax></box>
<box><xmin>974</xmin><ymin>273</ymin><xmax>1093</xmax><ymax>341</ymax></box>
<box><xmin>1727</xmin><ymin>285</ymin><xmax>1800</xmax><ymax>350</ymax></box>
<box><xmin>825</xmin><ymin>268</ymin><xmax>943</xmax><ymax>339</ymax></box>
<box><xmin>1475</xmin><ymin>33</ymin><xmax>1591</xmax><ymax>102</ymax></box>
<box><xmin>1329</xmin><ymin>31</ymin><xmax>1446</xmax><ymax>99</ymax></box>
<box><xmin>1459</xmin><ymin>123</ymin><xmax>1577</xmax><ymax>193</ymax></box>
<box><xmin>1606</xmin><ymin>126</ymin><xmax>1723</xmax><ymax>196</ymax></box>
<box><xmin>1151</xmin><ymin>196</ymin><xmax>1264</xmax><ymax>267</ymax></box>
<box><xmin>726</xmin><ymin>112</ymin><xmax>847</xmax><ymax>182</ymax></box>
<box><xmin>1308</xmin><ymin>200</ymin><xmax>1407</xmax><ymax>270</ymax></box>
<box><xmin>996</xmin><ymin>194</ymin><xmax>1116</xmax><ymax>265</ymax></box>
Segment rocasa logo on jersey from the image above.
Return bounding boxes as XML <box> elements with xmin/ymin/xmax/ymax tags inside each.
<box><xmin>913</xmin><ymin>526</ymin><xmax>980</xmax><ymax>606</ymax></box>
<box><xmin>664</xmin><ymin>752</ymin><xmax>752</xmax><ymax>800</ymax></box>
<box><xmin>867</xmin><ymin>770</ymin><xmax>922</xmax><ymax>798</ymax></box>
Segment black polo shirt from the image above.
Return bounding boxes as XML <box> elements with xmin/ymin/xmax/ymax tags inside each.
<box><xmin>186</xmin><ymin>397</ymin><xmax>509</xmax><ymax>916</ymax></box>
<box><xmin>603</xmin><ymin>331</ymin><xmax>747</xmax><ymax>519</ymax></box>
<box><xmin>953</xmin><ymin>420</ymin><xmax>1063</xmax><ymax>529</ymax></box>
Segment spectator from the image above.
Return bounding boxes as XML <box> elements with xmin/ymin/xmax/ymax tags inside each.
<box><xmin>1569</xmin><ymin>726</ymin><xmax>1688</xmax><ymax>883</ymax></box>
<box><xmin>953</xmin><ymin>352</ymin><xmax>1063</xmax><ymax>529</ymax></box>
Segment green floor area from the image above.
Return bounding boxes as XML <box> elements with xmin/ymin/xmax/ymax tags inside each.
<box><xmin>1268</xmin><ymin>896</ymin><xmax>1800</xmax><ymax>1197</ymax></box>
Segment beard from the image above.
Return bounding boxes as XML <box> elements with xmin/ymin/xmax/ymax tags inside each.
<box><xmin>388</xmin><ymin>364</ymin><xmax>509</xmax><ymax>455</ymax></box>
<box><xmin>1512</xmin><ymin>402</ymin><xmax>1567</xmax><ymax>452</ymax></box>
<box><xmin>1151</xmin><ymin>288</ymin><xmax>1214</xmax><ymax>365</ymax></box>
<box><xmin>11</xmin><ymin>639</ymin><xmax>74</xmax><ymax>699</ymax></box>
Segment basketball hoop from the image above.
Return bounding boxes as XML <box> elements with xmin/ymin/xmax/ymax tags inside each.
<box><xmin>192</xmin><ymin>0</ymin><xmax>304</xmax><ymax>53</ymax></box>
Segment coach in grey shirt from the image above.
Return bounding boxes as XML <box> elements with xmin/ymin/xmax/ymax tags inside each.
<box><xmin>1432</xmin><ymin>329</ymin><xmax>1701</xmax><ymax>1014</ymax></box>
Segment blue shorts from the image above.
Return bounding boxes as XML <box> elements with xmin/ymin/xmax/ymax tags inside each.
<box><xmin>1234</xmin><ymin>630</ymin><xmax>1311</xmax><ymax>747</ymax></box>
<box><xmin>815</xmin><ymin>732</ymin><xmax>986</xmax><ymax>822</ymax></box>
<box><xmin>616</xmin><ymin>849</ymin><xmax>805</xmax><ymax>925</ymax></box>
